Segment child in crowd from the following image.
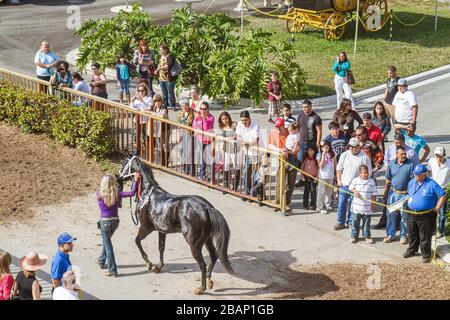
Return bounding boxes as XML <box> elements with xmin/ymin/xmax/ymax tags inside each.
<box><xmin>284</xmin><ymin>122</ymin><xmax>300</xmax><ymax>170</ymax></box>
<box><xmin>252</xmin><ymin>154</ymin><xmax>271</xmax><ymax>202</ymax></box>
<box><xmin>267</xmin><ymin>72</ymin><xmax>282</xmax><ymax>124</ymax></box>
<box><xmin>281</xmin><ymin>103</ymin><xmax>296</xmax><ymax>128</ymax></box>
<box><xmin>349</xmin><ymin>165</ymin><xmax>377</xmax><ymax>244</ymax></box>
<box><xmin>316</xmin><ymin>140</ymin><xmax>336</xmax><ymax>214</ymax></box>
<box><xmin>0</xmin><ymin>251</ymin><xmax>14</xmax><ymax>300</ymax></box>
<box><xmin>301</xmin><ymin>145</ymin><xmax>319</xmax><ymax>210</ymax></box>
<box><xmin>325</xmin><ymin>121</ymin><xmax>348</xmax><ymax>163</ymax></box>
<box><xmin>115</xmin><ymin>53</ymin><xmax>132</xmax><ymax>105</ymax></box>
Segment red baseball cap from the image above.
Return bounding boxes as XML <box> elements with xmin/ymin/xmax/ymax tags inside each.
<box><xmin>274</xmin><ymin>117</ymin><xmax>284</xmax><ymax>128</ymax></box>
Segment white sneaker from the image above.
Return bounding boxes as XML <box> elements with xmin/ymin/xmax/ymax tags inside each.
<box><xmin>400</xmin><ymin>238</ymin><xmax>408</xmax><ymax>245</ymax></box>
<box><xmin>365</xmin><ymin>237</ymin><xmax>375</xmax><ymax>244</ymax></box>
<box><xmin>383</xmin><ymin>236</ymin><xmax>395</xmax><ymax>243</ymax></box>
<box><xmin>320</xmin><ymin>209</ymin><xmax>328</xmax><ymax>214</ymax></box>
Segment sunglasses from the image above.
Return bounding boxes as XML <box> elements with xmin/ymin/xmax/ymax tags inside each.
<box><xmin>138</xmin><ymin>89</ymin><xmax>146</xmax><ymax>92</ymax></box>
<box><xmin>154</xmin><ymin>100</ymin><xmax>162</xmax><ymax>102</ymax></box>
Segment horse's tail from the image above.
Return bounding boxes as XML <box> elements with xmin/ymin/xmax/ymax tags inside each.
<box><xmin>207</xmin><ymin>207</ymin><xmax>234</xmax><ymax>275</ymax></box>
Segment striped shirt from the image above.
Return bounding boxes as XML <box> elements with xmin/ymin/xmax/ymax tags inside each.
<box><xmin>349</xmin><ymin>177</ymin><xmax>377</xmax><ymax>215</ymax></box>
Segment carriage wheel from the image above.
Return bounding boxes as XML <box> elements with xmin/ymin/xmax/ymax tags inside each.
<box><xmin>324</xmin><ymin>13</ymin><xmax>345</xmax><ymax>41</ymax></box>
<box><xmin>286</xmin><ymin>8</ymin><xmax>306</xmax><ymax>33</ymax></box>
<box><xmin>360</xmin><ymin>0</ymin><xmax>389</xmax><ymax>32</ymax></box>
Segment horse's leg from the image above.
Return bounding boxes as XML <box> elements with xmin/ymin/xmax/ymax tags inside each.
<box><xmin>190</xmin><ymin>244</ymin><xmax>207</xmax><ymax>295</ymax></box>
<box><xmin>153</xmin><ymin>232</ymin><xmax>166</xmax><ymax>273</ymax></box>
<box><xmin>205</xmin><ymin>238</ymin><xmax>218</xmax><ymax>290</ymax></box>
<box><xmin>135</xmin><ymin>225</ymin><xmax>154</xmax><ymax>270</ymax></box>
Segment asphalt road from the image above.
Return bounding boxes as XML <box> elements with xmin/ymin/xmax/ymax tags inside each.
<box><xmin>0</xmin><ymin>0</ymin><xmax>243</xmax><ymax>76</ymax></box>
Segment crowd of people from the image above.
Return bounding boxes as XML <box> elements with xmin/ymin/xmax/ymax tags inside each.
<box><xmin>22</xmin><ymin>40</ymin><xmax>450</xmax><ymax>300</ymax></box>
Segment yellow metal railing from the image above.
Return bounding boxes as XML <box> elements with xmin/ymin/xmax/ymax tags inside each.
<box><xmin>0</xmin><ymin>67</ymin><xmax>287</xmax><ymax>212</ymax></box>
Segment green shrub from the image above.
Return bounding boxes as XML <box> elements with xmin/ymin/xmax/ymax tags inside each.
<box><xmin>0</xmin><ymin>80</ymin><xmax>115</xmax><ymax>160</ymax></box>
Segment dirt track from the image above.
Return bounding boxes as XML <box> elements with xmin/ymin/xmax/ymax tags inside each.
<box><xmin>0</xmin><ymin>122</ymin><xmax>104</xmax><ymax>223</ymax></box>
<box><xmin>1</xmin><ymin>121</ymin><xmax>450</xmax><ymax>300</ymax></box>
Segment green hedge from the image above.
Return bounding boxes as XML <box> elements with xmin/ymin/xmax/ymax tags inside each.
<box><xmin>0</xmin><ymin>81</ymin><xmax>115</xmax><ymax>160</ymax></box>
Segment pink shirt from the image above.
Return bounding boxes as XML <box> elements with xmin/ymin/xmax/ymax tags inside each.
<box><xmin>192</xmin><ymin>113</ymin><xmax>215</xmax><ymax>145</ymax></box>
<box><xmin>0</xmin><ymin>274</ymin><xmax>14</xmax><ymax>300</ymax></box>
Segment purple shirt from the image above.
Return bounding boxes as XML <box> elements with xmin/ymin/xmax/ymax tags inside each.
<box><xmin>97</xmin><ymin>183</ymin><xmax>137</xmax><ymax>218</ymax></box>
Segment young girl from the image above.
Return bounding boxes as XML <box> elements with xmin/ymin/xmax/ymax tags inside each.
<box><xmin>116</xmin><ymin>53</ymin><xmax>132</xmax><ymax>105</ymax></box>
<box><xmin>316</xmin><ymin>140</ymin><xmax>336</xmax><ymax>214</ymax></box>
<box><xmin>0</xmin><ymin>251</ymin><xmax>13</xmax><ymax>300</ymax></box>
<box><xmin>301</xmin><ymin>145</ymin><xmax>319</xmax><ymax>210</ymax></box>
<box><xmin>372</xmin><ymin>101</ymin><xmax>391</xmax><ymax>150</ymax></box>
<box><xmin>267</xmin><ymin>71</ymin><xmax>282</xmax><ymax>123</ymax></box>
<box><xmin>283</xmin><ymin>122</ymin><xmax>300</xmax><ymax>213</ymax></box>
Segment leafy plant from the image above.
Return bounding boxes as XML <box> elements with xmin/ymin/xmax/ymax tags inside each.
<box><xmin>0</xmin><ymin>81</ymin><xmax>115</xmax><ymax>160</ymax></box>
<box><xmin>75</xmin><ymin>6</ymin><xmax>306</xmax><ymax>105</ymax></box>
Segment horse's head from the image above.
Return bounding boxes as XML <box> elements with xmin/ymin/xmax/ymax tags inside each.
<box><xmin>119</xmin><ymin>150</ymin><xmax>159</xmax><ymax>189</ymax></box>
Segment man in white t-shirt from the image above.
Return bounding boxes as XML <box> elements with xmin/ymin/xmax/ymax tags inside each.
<box><xmin>52</xmin><ymin>271</ymin><xmax>79</xmax><ymax>300</ymax></box>
<box><xmin>391</xmin><ymin>78</ymin><xmax>418</xmax><ymax>131</ymax></box>
<box><xmin>235</xmin><ymin>111</ymin><xmax>260</xmax><ymax>196</ymax></box>
<box><xmin>428</xmin><ymin>146</ymin><xmax>450</xmax><ymax>238</ymax></box>
<box><xmin>335</xmin><ymin>138</ymin><xmax>372</xmax><ymax>230</ymax></box>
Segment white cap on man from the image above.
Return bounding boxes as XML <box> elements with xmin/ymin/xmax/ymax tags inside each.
<box><xmin>348</xmin><ymin>137</ymin><xmax>360</xmax><ymax>147</ymax></box>
<box><xmin>434</xmin><ymin>146</ymin><xmax>446</xmax><ymax>156</ymax></box>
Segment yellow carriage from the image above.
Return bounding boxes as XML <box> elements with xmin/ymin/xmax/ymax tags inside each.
<box><xmin>285</xmin><ymin>0</ymin><xmax>389</xmax><ymax>40</ymax></box>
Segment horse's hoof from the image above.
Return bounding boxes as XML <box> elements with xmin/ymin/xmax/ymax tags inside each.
<box><xmin>193</xmin><ymin>287</ymin><xmax>204</xmax><ymax>295</ymax></box>
<box><xmin>153</xmin><ymin>266</ymin><xmax>161</xmax><ymax>273</ymax></box>
<box><xmin>207</xmin><ymin>279</ymin><xmax>214</xmax><ymax>290</ymax></box>
<box><xmin>146</xmin><ymin>262</ymin><xmax>152</xmax><ymax>270</ymax></box>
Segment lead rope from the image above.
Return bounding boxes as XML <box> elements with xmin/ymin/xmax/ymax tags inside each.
<box><xmin>129</xmin><ymin>177</ymin><xmax>141</xmax><ymax>226</ymax></box>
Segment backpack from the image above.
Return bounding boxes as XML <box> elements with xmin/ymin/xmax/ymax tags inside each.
<box><xmin>170</xmin><ymin>58</ymin><xmax>182</xmax><ymax>77</ymax></box>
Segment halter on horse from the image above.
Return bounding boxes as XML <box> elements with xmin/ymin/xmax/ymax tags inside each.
<box><xmin>119</xmin><ymin>154</ymin><xmax>234</xmax><ymax>294</ymax></box>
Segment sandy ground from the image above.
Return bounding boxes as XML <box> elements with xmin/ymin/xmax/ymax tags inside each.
<box><xmin>1</xmin><ymin>120</ymin><xmax>450</xmax><ymax>299</ymax></box>
<box><xmin>0</xmin><ymin>122</ymin><xmax>104</xmax><ymax>223</ymax></box>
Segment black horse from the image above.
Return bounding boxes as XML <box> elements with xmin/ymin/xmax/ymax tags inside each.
<box><xmin>119</xmin><ymin>155</ymin><xmax>234</xmax><ymax>294</ymax></box>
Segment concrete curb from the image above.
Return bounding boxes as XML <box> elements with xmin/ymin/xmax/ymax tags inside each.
<box><xmin>67</xmin><ymin>48</ymin><xmax>450</xmax><ymax>111</ymax></box>
<box><xmin>309</xmin><ymin>64</ymin><xmax>450</xmax><ymax>110</ymax></box>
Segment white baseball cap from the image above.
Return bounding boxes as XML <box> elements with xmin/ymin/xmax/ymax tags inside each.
<box><xmin>434</xmin><ymin>147</ymin><xmax>446</xmax><ymax>156</ymax></box>
<box><xmin>348</xmin><ymin>137</ymin><xmax>360</xmax><ymax>147</ymax></box>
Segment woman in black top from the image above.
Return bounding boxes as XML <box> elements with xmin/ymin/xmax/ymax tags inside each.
<box><xmin>332</xmin><ymin>98</ymin><xmax>362</xmax><ymax>139</ymax></box>
<box><xmin>12</xmin><ymin>252</ymin><xmax>47</xmax><ymax>300</ymax></box>
<box><xmin>14</xmin><ymin>271</ymin><xmax>42</xmax><ymax>300</ymax></box>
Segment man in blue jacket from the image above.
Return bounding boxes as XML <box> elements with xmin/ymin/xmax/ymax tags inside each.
<box><xmin>403</xmin><ymin>164</ymin><xmax>447</xmax><ymax>263</ymax></box>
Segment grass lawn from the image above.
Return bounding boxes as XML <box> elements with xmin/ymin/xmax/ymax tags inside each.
<box><xmin>243</xmin><ymin>0</ymin><xmax>450</xmax><ymax>99</ymax></box>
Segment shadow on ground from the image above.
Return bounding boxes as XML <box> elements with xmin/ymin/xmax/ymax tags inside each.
<box><xmin>119</xmin><ymin>249</ymin><xmax>339</xmax><ymax>299</ymax></box>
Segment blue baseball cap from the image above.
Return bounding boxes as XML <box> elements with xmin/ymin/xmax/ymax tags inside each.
<box><xmin>413</xmin><ymin>164</ymin><xmax>427</xmax><ymax>175</ymax></box>
<box><xmin>57</xmin><ymin>233</ymin><xmax>77</xmax><ymax>247</ymax></box>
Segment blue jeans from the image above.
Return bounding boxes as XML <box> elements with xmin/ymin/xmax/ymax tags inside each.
<box><xmin>119</xmin><ymin>79</ymin><xmax>130</xmax><ymax>96</ymax></box>
<box><xmin>296</xmin><ymin>142</ymin><xmax>309</xmax><ymax>163</ymax></box>
<box><xmin>386</xmin><ymin>190</ymin><xmax>408</xmax><ymax>238</ymax></box>
<box><xmin>242</xmin><ymin>156</ymin><xmax>256</xmax><ymax>195</ymax></box>
<box><xmin>351</xmin><ymin>213</ymin><xmax>371</xmax><ymax>238</ymax></box>
<box><xmin>337</xmin><ymin>186</ymin><xmax>353</xmax><ymax>225</ymax></box>
<box><xmin>98</xmin><ymin>219</ymin><xmax>120</xmax><ymax>275</ymax></box>
<box><xmin>438</xmin><ymin>202</ymin><xmax>448</xmax><ymax>234</ymax></box>
<box><xmin>160</xmin><ymin>80</ymin><xmax>176</xmax><ymax>109</ymax></box>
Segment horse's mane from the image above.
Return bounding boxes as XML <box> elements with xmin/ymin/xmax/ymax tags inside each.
<box><xmin>136</xmin><ymin>158</ymin><xmax>160</xmax><ymax>189</ymax></box>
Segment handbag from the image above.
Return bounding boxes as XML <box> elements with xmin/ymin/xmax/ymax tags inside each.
<box><xmin>346</xmin><ymin>70</ymin><xmax>355</xmax><ymax>85</ymax></box>
<box><xmin>170</xmin><ymin>59</ymin><xmax>182</xmax><ymax>77</ymax></box>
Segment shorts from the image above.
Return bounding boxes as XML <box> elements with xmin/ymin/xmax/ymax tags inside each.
<box><xmin>268</xmin><ymin>100</ymin><xmax>280</xmax><ymax>117</ymax></box>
